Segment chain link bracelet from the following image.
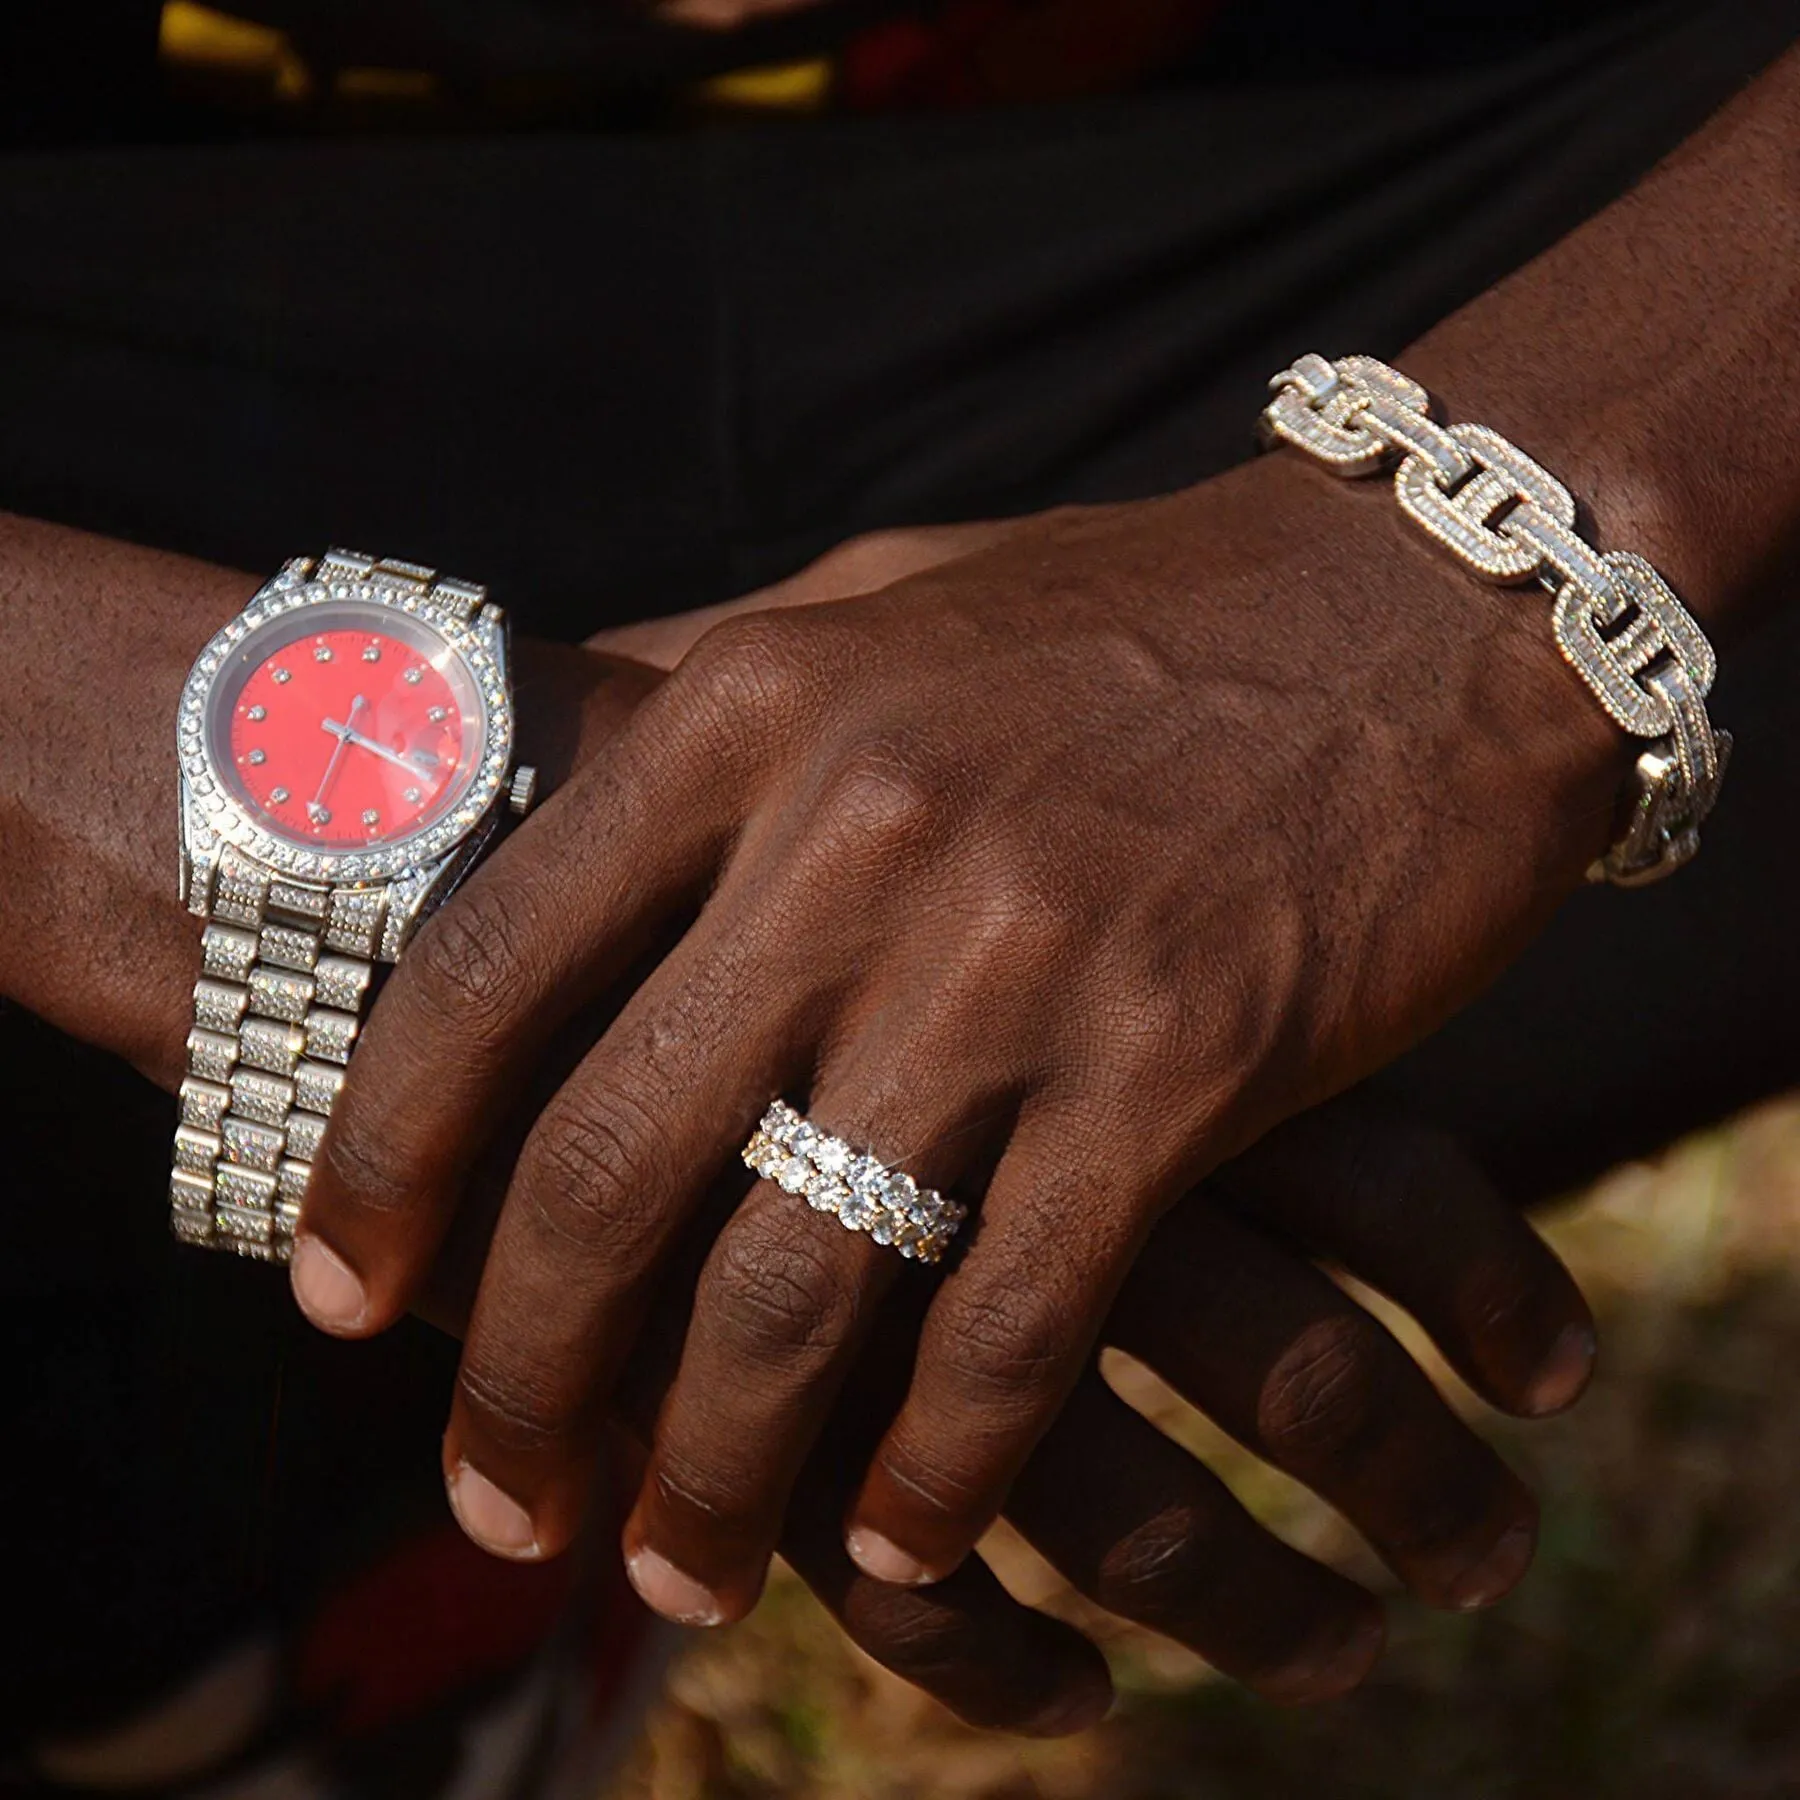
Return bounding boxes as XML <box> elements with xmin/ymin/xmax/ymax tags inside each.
<box><xmin>1259</xmin><ymin>352</ymin><xmax>1728</xmax><ymax>887</ymax></box>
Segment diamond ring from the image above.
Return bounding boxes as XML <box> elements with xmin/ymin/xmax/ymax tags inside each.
<box><xmin>741</xmin><ymin>1101</ymin><xmax>968</xmax><ymax>1264</ymax></box>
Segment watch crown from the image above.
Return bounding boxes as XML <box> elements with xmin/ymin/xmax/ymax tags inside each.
<box><xmin>508</xmin><ymin>765</ymin><xmax>539</xmax><ymax>817</ymax></box>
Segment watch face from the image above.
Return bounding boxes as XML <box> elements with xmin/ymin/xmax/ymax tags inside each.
<box><xmin>205</xmin><ymin>602</ymin><xmax>485</xmax><ymax>855</ymax></box>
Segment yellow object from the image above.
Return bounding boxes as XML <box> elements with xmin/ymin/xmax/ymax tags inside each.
<box><xmin>161</xmin><ymin>2</ymin><xmax>831</xmax><ymax>119</ymax></box>
<box><xmin>158</xmin><ymin>2</ymin><xmax>313</xmax><ymax>103</ymax></box>
<box><xmin>696</xmin><ymin>58</ymin><xmax>833</xmax><ymax>112</ymax></box>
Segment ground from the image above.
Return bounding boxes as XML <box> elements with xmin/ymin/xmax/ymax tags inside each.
<box><xmin>605</xmin><ymin>1099</ymin><xmax>1800</xmax><ymax>1799</ymax></box>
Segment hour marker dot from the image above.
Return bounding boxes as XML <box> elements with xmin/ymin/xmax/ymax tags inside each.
<box><xmin>362</xmin><ymin>809</ymin><xmax>380</xmax><ymax>828</ymax></box>
<box><xmin>270</xmin><ymin>786</ymin><xmax>290</xmax><ymax>804</ymax></box>
<box><xmin>272</xmin><ymin>667</ymin><xmax>292</xmax><ymax>684</ymax></box>
<box><xmin>403</xmin><ymin>785</ymin><xmax>423</xmax><ymax>804</ymax></box>
<box><xmin>246</xmin><ymin>748</ymin><xmax>266</xmax><ymax>766</ymax></box>
<box><xmin>313</xmin><ymin>644</ymin><xmax>333</xmax><ymax>662</ymax></box>
<box><xmin>362</xmin><ymin>643</ymin><xmax>382</xmax><ymax>662</ymax></box>
<box><xmin>246</xmin><ymin>704</ymin><xmax>266</xmax><ymax>722</ymax></box>
<box><xmin>427</xmin><ymin>705</ymin><xmax>448</xmax><ymax>722</ymax></box>
<box><xmin>403</xmin><ymin>666</ymin><xmax>424</xmax><ymax>685</ymax></box>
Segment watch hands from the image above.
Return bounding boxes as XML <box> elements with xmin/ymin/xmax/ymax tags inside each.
<box><xmin>309</xmin><ymin>694</ymin><xmax>366</xmax><ymax>822</ymax></box>
<box><xmin>321</xmin><ymin>711</ymin><xmax>442</xmax><ymax>777</ymax></box>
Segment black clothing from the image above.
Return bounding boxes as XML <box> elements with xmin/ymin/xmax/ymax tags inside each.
<box><xmin>2</xmin><ymin>0</ymin><xmax>1796</xmax><ymax>1753</ymax></box>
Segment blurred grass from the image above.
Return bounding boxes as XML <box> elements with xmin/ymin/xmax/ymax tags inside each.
<box><xmin>606</xmin><ymin>1098</ymin><xmax>1800</xmax><ymax>1799</ymax></box>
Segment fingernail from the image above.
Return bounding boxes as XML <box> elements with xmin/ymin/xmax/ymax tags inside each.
<box><xmin>447</xmin><ymin>1463</ymin><xmax>542</xmax><ymax>1561</ymax></box>
<box><xmin>1448</xmin><ymin>1521</ymin><xmax>1536</xmax><ymax>1612</ymax></box>
<box><xmin>1265</xmin><ymin>1610</ymin><xmax>1386</xmax><ymax>1705</ymax></box>
<box><xmin>290</xmin><ymin>1235</ymin><xmax>368</xmax><ymax>1334</ymax></box>
<box><xmin>1524</xmin><ymin>1322</ymin><xmax>1597</xmax><ymax>1416</ymax></box>
<box><xmin>1020</xmin><ymin>1675</ymin><xmax>1114</xmax><ymax>1738</ymax></box>
<box><xmin>626</xmin><ymin>1547</ymin><xmax>727</xmax><ymax>1627</ymax></box>
<box><xmin>846</xmin><ymin>1527</ymin><xmax>935</xmax><ymax>1587</ymax></box>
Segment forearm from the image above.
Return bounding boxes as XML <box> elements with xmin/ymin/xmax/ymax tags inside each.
<box><xmin>1402</xmin><ymin>38</ymin><xmax>1800</xmax><ymax>643</ymax></box>
<box><xmin>0</xmin><ymin>514</ymin><xmax>251</xmax><ymax>1085</ymax></box>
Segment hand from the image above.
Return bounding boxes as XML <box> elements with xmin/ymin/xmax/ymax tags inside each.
<box><xmin>295</xmin><ymin>446</ymin><xmax>1626</xmax><ymax>1618</ymax></box>
<box><xmin>588</xmin><ymin>519</ymin><xmax>1030</xmax><ymax>670</ymax></box>
<box><xmin>423</xmin><ymin>1088</ymin><xmax>1594</xmax><ymax>1728</ymax></box>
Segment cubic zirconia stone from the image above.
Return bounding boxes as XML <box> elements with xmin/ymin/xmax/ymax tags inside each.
<box><xmin>179</xmin><ymin>1076</ymin><xmax>232</xmax><ymax>1132</ymax></box>
<box><xmin>229</xmin><ymin>1069</ymin><xmax>294</xmax><ymax>1128</ymax></box>
<box><xmin>808</xmin><ymin>1175</ymin><xmax>850</xmax><ymax>1215</ymax></box>
<box><xmin>173</xmin><ymin>1124</ymin><xmax>220</xmax><ymax>1175</ymax></box>
<box><xmin>812</xmin><ymin>1137</ymin><xmax>850</xmax><ymax>1176</ymax></box>
<box><xmin>777</xmin><ymin>1156</ymin><xmax>812</xmax><ymax>1196</ymax></box>
<box><xmin>285</xmin><ymin>1110</ymin><xmax>328</xmax><ymax>1161</ymax></box>
<box><xmin>293</xmin><ymin>1060</ymin><xmax>346</xmax><ymax>1116</ymax></box>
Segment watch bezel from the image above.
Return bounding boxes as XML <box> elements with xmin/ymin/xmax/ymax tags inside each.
<box><xmin>177</xmin><ymin>567</ymin><xmax>514</xmax><ymax>886</ymax></box>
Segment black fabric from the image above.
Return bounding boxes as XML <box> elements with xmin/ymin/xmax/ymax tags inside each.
<box><xmin>2</xmin><ymin>0</ymin><xmax>1797</xmax><ymax>1751</ymax></box>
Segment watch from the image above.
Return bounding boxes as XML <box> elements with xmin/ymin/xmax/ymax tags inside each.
<box><xmin>170</xmin><ymin>549</ymin><xmax>536</xmax><ymax>1263</ymax></box>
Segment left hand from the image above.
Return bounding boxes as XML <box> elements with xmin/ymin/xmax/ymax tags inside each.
<box><xmin>295</xmin><ymin>446</ymin><xmax>1627</xmax><ymax>1615</ymax></box>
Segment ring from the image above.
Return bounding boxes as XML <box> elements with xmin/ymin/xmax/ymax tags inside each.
<box><xmin>742</xmin><ymin>1101</ymin><xmax>968</xmax><ymax>1264</ymax></box>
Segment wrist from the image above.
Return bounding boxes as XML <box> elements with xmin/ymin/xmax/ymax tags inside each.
<box><xmin>0</xmin><ymin>515</ymin><xmax>252</xmax><ymax>1086</ymax></box>
<box><xmin>1398</xmin><ymin>335</ymin><xmax>1794</xmax><ymax>654</ymax></box>
<box><xmin>1224</xmin><ymin>448</ymin><xmax>1636</xmax><ymax>890</ymax></box>
<box><xmin>1256</xmin><ymin>350</ymin><xmax>1728</xmax><ymax>887</ymax></box>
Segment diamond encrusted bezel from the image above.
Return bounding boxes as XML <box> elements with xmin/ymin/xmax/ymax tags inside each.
<box><xmin>177</xmin><ymin>573</ymin><xmax>514</xmax><ymax>886</ymax></box>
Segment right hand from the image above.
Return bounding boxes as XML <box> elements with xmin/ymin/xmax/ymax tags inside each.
<box><xmin>0</xmin><ymin>514</ymin><xmax>1592</xmax><ymax>1731</ymax></box>
<box><xmin>426</xmin><ymin>1072</ymin><xmax>1593</xmax><ymax>1731</ymax></box>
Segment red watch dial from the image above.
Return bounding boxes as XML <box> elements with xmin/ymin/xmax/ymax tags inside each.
<box><xmin>225</xmin><ymin>626</ymin><xmax>472</xmax><ymax>848</ymax></box>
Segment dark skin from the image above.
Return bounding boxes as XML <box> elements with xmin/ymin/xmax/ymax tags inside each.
<box><xmin>289</xmin><ymin>40</ymin><xmax>1800</xmax><ymax>1638</ymax></box>
<box><xmin>2</xmin><ymin>517</ymin><xmax>1592</xmax><ymax>1730</ymax></box>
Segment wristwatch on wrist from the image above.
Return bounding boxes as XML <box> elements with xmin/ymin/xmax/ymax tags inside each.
<box><xmin>170</xmin><ymin>549</ymin><xmax>536</xmax><ymax>1263</ymax></box>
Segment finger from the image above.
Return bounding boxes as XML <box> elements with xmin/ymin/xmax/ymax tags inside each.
<box><xmin>846</xmin><ymin>1110</ymin><xmax>1157</xmax><ymax>1587</ymax></box>
<box><xmin>782</xmin><ymin>1514</ymin><xmax>1114</xmax><ymax>1738</ymax></box>
<box><xmin>439</xmin><ymin>891</ymin><xmax>819</xmax><ymax>1562</ymax></box>
<box><xmin>1221</xmin><ymin>1099</ymin><xmax>1597</xmax><ymax>1417</ymax></box>
<box><xmin>621</xmin><ymin>1066</ymin><xmax>1005</xmax><ymax>1625</ymax></box>
<box><xmin>1006</xmin><ymin>1373</ymin><xmax>1385</xmax><ymax>1704</ymax></box>
<box><xmin>290</xmin><ymin>653</ymin><xmax>764</xmax><ymax>1338</ymax></box>
<box><xmin>587</xmin><ymin>522</ymin><xmax>1025</xmax><ymax>670</ymax></box>
<box><xmin>615</xmin><ymin>1233</ymin><xmax>1114</xmax><ymax>1737</ymax></box>
<box><xmin>1113</xmin><ymin>1199</ymin><xmax>1540</xmax><ymax>1614</ymax></box>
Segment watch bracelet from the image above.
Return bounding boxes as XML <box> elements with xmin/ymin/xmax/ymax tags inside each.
<box><xmin>171</xmin><ymin>845</ymin><xmax>377</xmax><ymax>1263</ymax></box>
<box><xmin>1259</xmin><ymin>352</ymin><xmax>1728</xmax><ymax>887</ymax></box>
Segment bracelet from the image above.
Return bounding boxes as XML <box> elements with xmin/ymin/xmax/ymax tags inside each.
<box><xmin>1259</xmin><ymin>352</ymin><xmax>1728</xmax><ymax>887</ymax></box>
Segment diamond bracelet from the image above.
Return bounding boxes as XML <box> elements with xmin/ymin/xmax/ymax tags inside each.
<box><xmin>1260</xmin><ymin>352</ymin><xmax>1728</xmax><ymax>887</ymax></box>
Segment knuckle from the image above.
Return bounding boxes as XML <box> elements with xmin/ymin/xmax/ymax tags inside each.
<box><xmin>645</xmin><ymin>1448</ymin><xmax>755</xmax><ymax>1539</ymax></box>
<box><xmin>1093</xmin><ymin>1505</ymin><xmax>1226</xmax><ymax>1626</ymax></box>
<box><xmin>1460</xmin><ymin>1256</ymin><xmax>1554</xmax><ymax>1346</ymax></box>
<box><xmin>680</xmin><ymin>610</ymin><xmax>819</xmax><ymax>740</ymax></box>
<box><xmin>318</xmin><ymin>1105</ymin><xmax>415</xmax><ymax>1220</ymax></box>
<box><xmin>1257</xmin><ymin>1314</ymin><xmax>1394</xmax><ymax>1468</ymax></box>
<box><xmin>816</xmin><ymin>733</ymin><xmax>963</xmax><ymax>866</ymax></box>
<box><xmin>961</xmin><ymin>853</ymin><xmax>1074</xmax><ymax>981</ymax></box>
<box><xmin>408</xmin><ymin>883</ymin><xmax>536</xmax><ymax>1043</ymax></box>
<box><xmin>934</xmin><ymin>1279</ymin><xmax>1076</xmax><ymax>1410</ymax></box>
<box><xmin>455</xmin><ymin>1356</ymin><xmax>572</xmax><ymax>1458</ymax></box>
<box><xmin>702</xmin><ymin>1225</ymin><xmax>861</xmax><ymax>1366</ymax></box>
<box><xmin>874</xmin><ymin>1427</ymin><xmax>990</xmax><ymax>1526</ymax></box>
<box><xmin>523</xmin><ymin>1083</ymin><xmax>665</xmax><ymax>1262</ymax></box>
<box><xmin>840</xmin><ymin>1584</ymin><xmax>977</xmax><ymax>1687</ymax></box>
